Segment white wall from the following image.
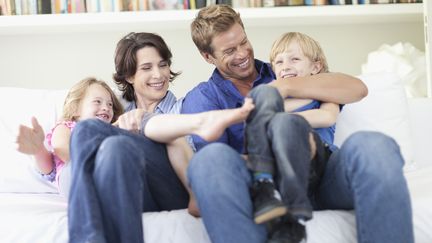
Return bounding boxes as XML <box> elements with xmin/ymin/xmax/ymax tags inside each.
<box><xmin>0</xmin><ymin>22</ymin><xmax>424</xmax><ymax>98</ymax></box>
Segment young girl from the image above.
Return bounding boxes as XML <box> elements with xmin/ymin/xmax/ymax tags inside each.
<box><xmin>17</xmin><ymin>77</ymin><xmax>255</xmax><ymax>217</ymax></box>
<box><xmin>16</xmin><ymin>77</ymin><xmax>124</xmax><ymax>196</ymax></box>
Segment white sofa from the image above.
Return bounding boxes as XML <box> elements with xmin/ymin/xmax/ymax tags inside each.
<box><xmin>0</xmin><ymin>72</ymin><xmax>431</xmax><ymax>243</ymax></box>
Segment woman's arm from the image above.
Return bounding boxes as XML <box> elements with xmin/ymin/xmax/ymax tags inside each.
<box><xmin>294</xmin><ymin>102</ymin><xmax>340</xmax><ymax>128</ymax></box>
<box><xmin>270</xmin><ymin>72</ymin><xmax>368</xmax><ymax>104</ymax></box>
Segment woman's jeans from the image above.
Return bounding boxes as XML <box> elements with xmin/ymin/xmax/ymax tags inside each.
<box><xmin>68</xmin><ymin>119</ymin><xmax>188</xmax><ymax>243</ymax></box>
<box><xmin>188</xmin><ymin>85</ymin><xmax>413</xmax><ymax>243</ymax></box>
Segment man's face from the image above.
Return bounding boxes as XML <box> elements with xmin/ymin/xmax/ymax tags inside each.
<box><xmin>204</xmin><ymin>23</ymin><xmax>256</xmax><ymax>83</ymax></box>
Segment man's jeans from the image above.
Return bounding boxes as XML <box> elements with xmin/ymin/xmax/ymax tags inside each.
<box><xmin>245</xmin><ymin>85</ymin><xmax>314</xmax><ymax>217</ymax></box>
<box><xmin>188</xmin><ymin>88</ymin><xmax>413</xmax><ymax>243</ymax></box>
<box><xmin>68</xmin><ymin>119</ymin><xmax>188</xmax><ymax>243</ymax></box>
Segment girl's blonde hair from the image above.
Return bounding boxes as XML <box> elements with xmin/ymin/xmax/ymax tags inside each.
<box><xmin>62</xmin><ymin>77</ymin><xmax>123</xmax><ymax>122</ymax></box>
<box><xmin>269</xmin><ymin>32</ymin><xmax>329</xmax><ymax>73</ymax></box>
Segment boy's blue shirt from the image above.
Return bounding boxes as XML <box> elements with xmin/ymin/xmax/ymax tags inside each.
<box><xmin>181</xmin><ymin>59</ymin><xmax>338</xmax><ymax>152</ymax></box>
<box><xmin>292</xmin><ymin>100</ymin><xmax>338</xmax><ymax>151</ymax></box>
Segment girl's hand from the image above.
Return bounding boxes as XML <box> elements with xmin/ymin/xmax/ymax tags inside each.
<box><xmin>16</xmin><ymin>117</ymin><xmax>45</xmax><ymax>155</ymax></box>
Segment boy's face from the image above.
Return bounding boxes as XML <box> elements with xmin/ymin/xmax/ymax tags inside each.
<box><xmin>201</xmin><ymin>23</ymin><xmax>256</xmax><ymax>83</ymax></box>
<box><xmin>78</xmin><ymin>84</ymin><xmax>114</xmax><ymax>123</ymax></box>
<box><xmin>272</xmin><ymin>41</ymin><xmax>321</xmax><ymax>79</ymax></box>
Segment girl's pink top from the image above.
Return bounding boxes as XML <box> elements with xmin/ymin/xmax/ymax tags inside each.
<box><xmin>42</xmin><ymin>120</ymin><xmax>76</xmax><ymax>187</ymax></box>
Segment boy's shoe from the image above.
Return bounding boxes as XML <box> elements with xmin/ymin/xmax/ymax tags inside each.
<box><xmin>267</xmin><ymin>218</ymin><xmax>306</xmax><ymax>243</ymax></box>
<box><xmin>252</xmin><ymin>179</ymin><xmax>287</xmax><ymax>224</ymax></box>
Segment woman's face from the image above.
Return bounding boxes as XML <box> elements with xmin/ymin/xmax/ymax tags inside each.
<box><xmin>128</xmin><ymin>46</ymin><xmax>171</xmax><ymax>107</ymax></box>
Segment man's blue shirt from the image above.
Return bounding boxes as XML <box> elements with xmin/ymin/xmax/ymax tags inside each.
<box><xmin>181</xmin><ymin>59</ymin><xmax>338</xmax><ymax>153</ymax></box>
<box><xmin>181</xmin><ymin>59</ymin><xmax>274</xmax><ymax>153</ymax></box>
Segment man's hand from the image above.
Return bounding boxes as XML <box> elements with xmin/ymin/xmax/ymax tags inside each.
<box><xmin>16</xmin><ymin>117</ymin><xmax>45</xmax><ymax>155</ymax></box>
<box><xmin>113</xmin><ymin>109</ymin><xmax>147</xmax><ymax>133</ymax></box>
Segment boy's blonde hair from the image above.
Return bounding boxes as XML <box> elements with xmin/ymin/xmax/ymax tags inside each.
<box><xmin>269</xmin><ymin>32</ymin><xmax>329</xmax><ymax>73</ymax></box>
<box><xmin>191</xmin><ymin>4</ymin><xmax>244</xmax><ymax>55</ymax></box>
<box><xmin>62</xmin><ymin>77</ymin><xmax>123</xmax><ymax>123</ymax></box>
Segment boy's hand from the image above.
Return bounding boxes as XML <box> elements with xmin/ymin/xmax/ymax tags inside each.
<box><xmin>16</xmin><ymin>117</ymin><xmax>45</xmax><ymax>155</ymax></box>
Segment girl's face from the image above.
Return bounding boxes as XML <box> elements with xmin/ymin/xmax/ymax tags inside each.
<box><xmin>272</xmin><ymin>41</ymin><xmax>321</xmax><ymax>79</ymax></box>
<box><xmin>77</xmin><ymin>84</ymin><xmax>114</xmax><ymax>123</ymax></box>
<box><xmin>128</xmin><ymin>46</ymin><xmax>171</xmax><ymax>107</ymax></box>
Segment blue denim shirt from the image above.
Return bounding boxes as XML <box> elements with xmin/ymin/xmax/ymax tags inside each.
<box><xmin>123</xmin><ymin>90</ymin><xmax>182</xmax><ymax>114</ymax></box>
<box><xmin>292</xmin><ymin>100</ymin><xmax>339</xmax><ymax>151</ymax></box>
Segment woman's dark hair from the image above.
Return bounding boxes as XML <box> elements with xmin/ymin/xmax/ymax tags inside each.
<box><xmin>113</xmin><ymin>32</ymin><xmax>181</xmax><ymax>102</ymax></box>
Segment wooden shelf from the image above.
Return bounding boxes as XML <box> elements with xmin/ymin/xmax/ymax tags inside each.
<box><xmin>0</xmin><ymin>3</ymin><xmax>423</xmax><ymax>35</ymax></box>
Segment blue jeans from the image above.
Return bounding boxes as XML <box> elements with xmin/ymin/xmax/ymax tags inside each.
<box><xmin>68</xmin><ymin>119</ymin><xmax>188</xmax><ymax>243</ymax></box>
<box><xmin>188</xmin><ymin>90</ymin><xmax>413</xmax><ymax>243</ymax></box>
<box><xmin>246</xmin><ymin>85</ymin><xmax>314</xmax><ymax>217</ymax></box>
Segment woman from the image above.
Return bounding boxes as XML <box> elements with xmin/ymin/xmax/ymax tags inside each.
<box><xmin>68</xmin><ymin>32</ymin><xmax>189</xmax><ymax>243</ymax></box>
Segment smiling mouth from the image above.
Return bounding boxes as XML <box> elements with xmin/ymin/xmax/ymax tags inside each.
<box><xmin>235</xmin><ymin>58</ymin><xmax>249</xmax><ymax>69</ymax></box>
<box><xmin>96</xmin><ymin>114</ymin><xmax>110</xmax><ymax>121</ymax></box>
<box><xmin>281</xmin><ymin>73</ymin><xmax>297</xmax><ymax>78</ymax></box>
<box><xmin>147</xmin><ymin>81</ymin><xmax>165</xmax><ymax>88</ymax></box>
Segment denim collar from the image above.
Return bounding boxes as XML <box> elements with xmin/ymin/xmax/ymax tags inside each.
<box><xmin>124</xmin><ymin>90</ymin><xmax>177</xmax><ymax>114</ymax></box>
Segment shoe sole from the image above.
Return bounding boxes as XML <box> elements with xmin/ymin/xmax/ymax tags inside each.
<box><xmin>254</xmin><ymin>206</ymin><xmax>287</xmax><ymax>224</ymax></box>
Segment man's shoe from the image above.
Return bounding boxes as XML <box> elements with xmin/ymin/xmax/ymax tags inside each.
<box><xmin>267</xmin><ymin>219</ymin><xmax>306</xmax><ymax>243</ymax></box>
<box><xmin>252</xmin><ymin>179</ymin><xmax>287</xmax><ymax>224</ymax></box>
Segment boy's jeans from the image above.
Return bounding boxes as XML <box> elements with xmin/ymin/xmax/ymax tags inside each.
<box><xmin>188</xmin><ymin>86</ymin><xmax>413</xmax><ymax>243</ymax></box>
<box><xmin>245</xmin><ymin>85</ymin><xmax>314</xmax><ymax>215</ymax></box>
<box><xmin>68</xmin><ymin>119</ymin><xmax>188</xmax><ymax>243</ymax></box>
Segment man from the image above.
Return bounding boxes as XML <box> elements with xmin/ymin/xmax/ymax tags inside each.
<box><xmin>181</xmin><ymin>4</ymin><xmax>413</xmax><ymax>243</ymax></box>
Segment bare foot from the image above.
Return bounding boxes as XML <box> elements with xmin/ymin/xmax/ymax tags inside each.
<box><xmin>187</xmin><ymin>196</ymin><xmax>200</xmax><ymax>217</ymax></box>
<box><xmin>195</xmin><ymin>98</ymin><xmax>254</xmax><ymax>141</ymax></box>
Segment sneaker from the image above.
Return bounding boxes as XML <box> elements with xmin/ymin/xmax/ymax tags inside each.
<box><xmin>267</xmin><ymin>218</ymin><xmax>306</xmax><ymax>243</ymax></box>
<box><xmin>252</xmin><ymin>179</ymin><xmax>287</xmax><ymax>224</ymax></box>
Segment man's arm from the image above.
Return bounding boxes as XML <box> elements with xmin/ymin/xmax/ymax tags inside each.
<box><xmin>269</xmin><ymin>72</ymin><xmax>368</xmax><ymax>104</ymax></box>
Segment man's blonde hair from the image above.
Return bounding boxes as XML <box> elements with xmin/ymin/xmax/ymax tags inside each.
<box><xmin>191</xmin><ymin>4</ymin><xmax>244</xmax><ymax>55</ymax></box>
<box><xmin>62</xmin><ymin>77</ymin><xmax>123</xmax><ymax>122</ymax></box>
<box><xmin>269</xmin><ymin>32</ymin><xmax>329</xmax><ymax>73</ymax></box>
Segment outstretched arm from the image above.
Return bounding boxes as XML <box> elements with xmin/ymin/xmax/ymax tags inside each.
<box><xmin>270</xmin><ymin>72</ymin><xmax>368</xmax><ymax>104</ymax></box>
<box><xmin>16</xmin><ymin>117</ymin><xmax>53</xmax><ymax>174</ymax></box>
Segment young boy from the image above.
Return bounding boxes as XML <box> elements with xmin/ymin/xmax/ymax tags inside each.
<box><xmin>247</xmin><ymin>32</ymin><xmax>340</xmax><ymax>230</ymax></box>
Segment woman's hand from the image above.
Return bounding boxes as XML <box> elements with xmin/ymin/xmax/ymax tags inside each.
<box><xmin>114</xmin><ymin>109</ymin><xmax>147</xmax><ymax>133</ymax></box>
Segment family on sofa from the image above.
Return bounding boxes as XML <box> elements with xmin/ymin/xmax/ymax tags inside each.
<box><xmin>16</xmin><ymin>4</ymin><xmax>414</xmax><ymax>243</ymax></box>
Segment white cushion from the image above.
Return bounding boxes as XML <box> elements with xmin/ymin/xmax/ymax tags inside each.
<box><xmin>334</xmin><ymin>72</ymin><xmax>415</xmax><ymax>169</ymax></box>
<box><xmin>0</xmin><ymin>88</ymin><xmax>68</xmax><ymax>193</ymax></box>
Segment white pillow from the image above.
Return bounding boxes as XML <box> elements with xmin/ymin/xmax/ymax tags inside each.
<box><xmin>0</xmin><ymin>87</ymin><xmax>68</xmax><ymax>193</ymax></box>
<box><xmin>334</xmin><ymin>72</ymin><xmax>415</xmax><ymax>170</ymax></box>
